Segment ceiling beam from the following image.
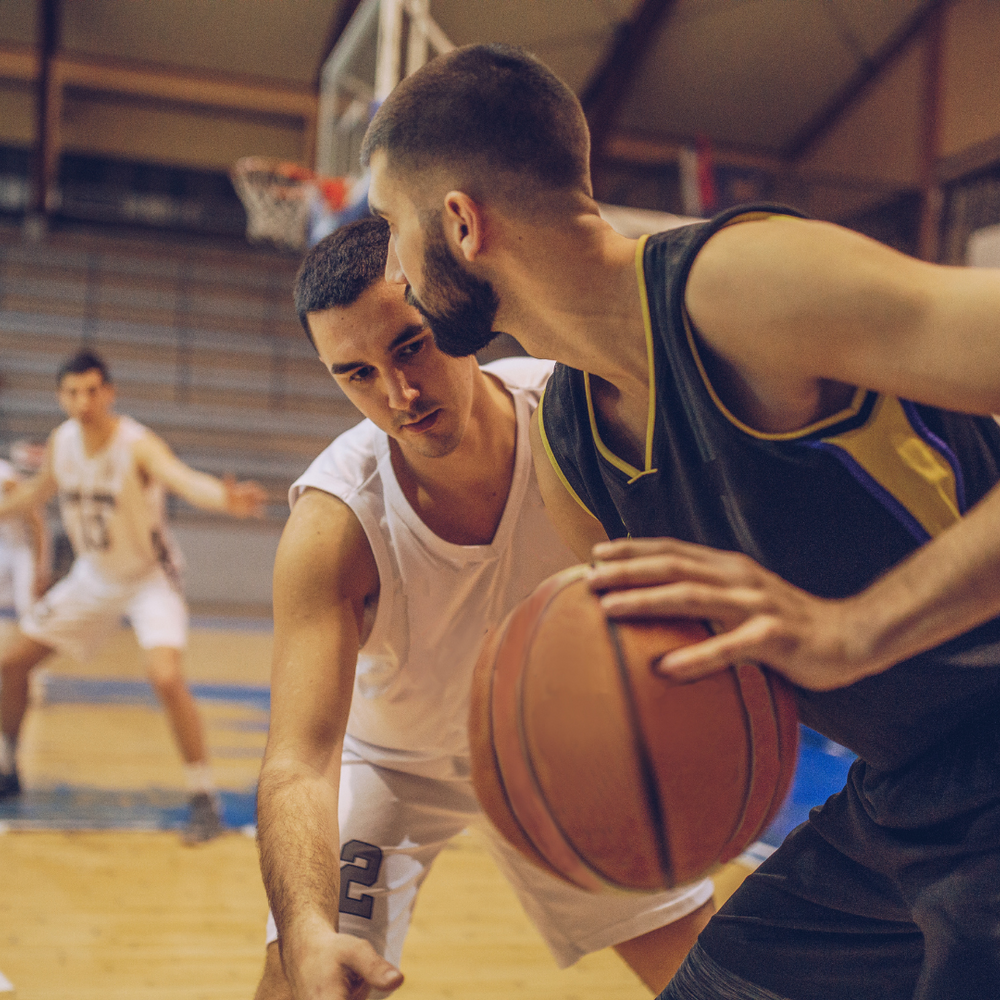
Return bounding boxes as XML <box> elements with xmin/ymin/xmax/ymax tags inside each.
<box><xmin>0</xmin><ymin>43</ymin><xmax>316</xmax><ymax>120</ymax></box>
<box><xmin>31</xmin><ymin>0</ymin><xmax>62</xmax><ymax>217</ymax></box>
<box><xmin>598</xmin><ymin>129</ymin><xmax>909</xmax><ymax>197</ymax></box>
<box><xmin>917</xmin><ymin>0</ymin><xmax>944</xmax><ymax>261</ymax></box>
<box><xmin>580</xmin><ymin>0</ymin><xmax>679</xmax><ymax>157</ymax></box>
<box><xmin>599</xmin><ymin>131</ymin><xmax>787</xmax><ymax>174</ymax></box>
<box><xmin>0</xmin><ymin>43</ymin><xmax>36</xmax><ymax>81</ymax></box>
<box><xmin>785</xmin><ymin>0</ymin><xmax>952</xmax><ymax>162</ymax></box>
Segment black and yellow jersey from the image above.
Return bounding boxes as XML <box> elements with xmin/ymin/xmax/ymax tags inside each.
<box><xmin>540</xmin><ymin>204</ymin><xmax>1000</xmax><ymax>780</ymax></box>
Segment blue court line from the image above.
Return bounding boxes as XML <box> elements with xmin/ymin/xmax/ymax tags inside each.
<box><xmin>0</xmin><ymin>675</ymin><xmax>268</xmax><ymax>831</ymax></box>
<box><xmin>0</xmin><ymin>786</ymin><xmax>257</xmax><ymax>831</ymax></box>
<box><xmin>757</xmin><ymin>726</ymin><xmax>855</xmax><ymax>850</ymax></box>
<box><xmin>40</xmin><ymin>675</ymin><xmax>270</xmax><ymax>711</ymax></box>
<box><xmin>10</xmin><ymin>675</ymin><xmax>853</xmax><ymax>846</ymax></box>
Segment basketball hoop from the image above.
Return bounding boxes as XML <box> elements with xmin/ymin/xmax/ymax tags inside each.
<box><xmin>230</xmin><ymin>157</ymin><xmax>348</xmax><ymax>251</ymax></box>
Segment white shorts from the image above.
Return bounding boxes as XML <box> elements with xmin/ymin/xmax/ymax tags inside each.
<box><xmin>19</xmin><ymin>557</ymin><xmax>188</xmax><ymax>661</ymax></box>
<box><xmin>265</xmin><ymin>749</ymin><xmax>714</xmax><ymax>973</ymax></box>
<box><xmin>0</xmin><ymin>541</ymin><xmax>35</xmax><ymax>619</ymax></box>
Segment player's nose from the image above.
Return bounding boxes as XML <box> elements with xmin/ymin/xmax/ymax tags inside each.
<box><xmin>386</xmin><ymin>369</ymin><xmax>419</xmax><ymax>409</ymax></box>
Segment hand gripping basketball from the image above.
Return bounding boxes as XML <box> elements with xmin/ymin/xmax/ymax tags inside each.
<box><xmin>469</xmin><ymin>565</ymin><xmax>798</xmax><ymax>892</ymax></box>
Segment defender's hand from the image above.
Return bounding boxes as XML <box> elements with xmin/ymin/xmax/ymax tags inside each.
<box><xmin>223</xmin><ymin>475</ymin><xmax>268</xmax><ymax>519</ymax></box>
<box><xmin>588</xmin><ymin>537</ymin><xmax>881</xmax><ymax>692</ymax></box>
<box><xmin>285</xmin><ymin>926</ymin><xmax>403</xmax><ymax>1000</ymax></box>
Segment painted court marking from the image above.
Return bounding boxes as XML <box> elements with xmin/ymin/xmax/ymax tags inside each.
<box><xmin>0</xmin><ymin>676</ymin><xmax>269</xmax><ymax>832</ymax></box>
<box><xmin>2</xmin><ymin>669</ymin><xmax>854</xmax><ymax>861</ymax></box>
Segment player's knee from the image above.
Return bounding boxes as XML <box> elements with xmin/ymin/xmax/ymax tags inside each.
<box><xmin>0</xmin><ymin>634</ymin><xmax>49</xmax><ymax>678</ymax></box>
<box><xmin>254</xmin><ymin>942</ymin><xmax>292</xmax><ymax>1000</ymax></box>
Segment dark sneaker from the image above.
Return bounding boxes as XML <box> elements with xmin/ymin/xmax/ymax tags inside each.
<box><xmin>0</xmin><ymin>769</ymin><xmax>21</xmax><ymax>800</ymax></box>
<box><xmin>181</xmin><ymin>792</ymin><xmax>224</xmax><ymax>845</ymax></box>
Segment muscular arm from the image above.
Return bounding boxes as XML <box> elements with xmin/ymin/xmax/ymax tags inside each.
<box><xmin>591</xmin><ymin>216</ymin><xmax>1000</xmax><ymax>689</ymax></box>
<box><xmin>529</xmin><ymin>410</ymin><xmax>608</xmax><ymax>561</ymax></box>
<box><xmin>687</xmin><ymin>215</ymin><xmax>1000</xmax><ymax>420</ymax></box>
<box><xmin>256</xmin><ymin>488</ymin><xmax>401</xmax><ymax>1000</ymax></box>
<box><xmin>132</xmin><ymin>430</ymin><xmax>267</xmax><ymax>517</ymax></box>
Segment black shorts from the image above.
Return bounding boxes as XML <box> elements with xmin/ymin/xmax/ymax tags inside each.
<box><xmin>659</xmin><ymin>733</ymin><xmax>1000</xmax><ymax>1000</ymax></box>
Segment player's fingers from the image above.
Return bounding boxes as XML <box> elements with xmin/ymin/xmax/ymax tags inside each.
<box><xmin>592</xmin><ymin>536</ymin><xmax>710</xmax><ymax>564</ymax></box>
<box><xmin>598</xmin><ymin>580</ymin><xmax>762</xmax><ymax>624</ymax></box>
<box><xmin>345</xmin><ymin>952</ymin><xmax>403</xmax><ymax>998</ymax></box>
<box><xmin>588</xmin><ymin>554</ymin><xmax>735</xmax><ymax>595</ymax></box>
<box><xmin>654</xmin><ymin>618</ymin><xmax>778</xmax><ymax>682</ymax></box>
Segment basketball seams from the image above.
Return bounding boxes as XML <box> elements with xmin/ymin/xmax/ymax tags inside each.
<box><xmin>488</xmin><ymin>571</ymin><xmax>606</xmax><ymax>891</ymax></box>
<box><xmin>718</xmin><ymin>664</ymin><xmax>771</xmax><ymax>862</ymax></box>
<box><xmin>605</xmin><ymin>618</ymin><xmax>675</xmax><ymax>888</ymax></box>
<box><xmin>470</xmin><ymin>567</ymin><xmax>800</xmax><ymax>895</ymax></box>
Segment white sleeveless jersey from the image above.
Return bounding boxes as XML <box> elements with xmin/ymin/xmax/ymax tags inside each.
<box><xmin>51</xmin><ymin>415</ymin><xmax>181</xmax><ymax>582</ymax></box>
<box><xmin>0</xmin><ymin>458</ymin><xmax>30</xmax><ymax>549</ymax></box>
<box><xmin>290</xmin><ymin>358</ymin><xmax>579</xmax><ymax>767</ymax></box>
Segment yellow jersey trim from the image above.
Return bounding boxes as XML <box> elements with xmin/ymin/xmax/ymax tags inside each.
<box><xmin>822</xmin><ymin>395</ymin><xmax>960</xmax><ymax>538</ymax></box>
<box><xmin>582</xmin><ymin>234</ymin><xmax>659</xmax><ymax>485</ymax></box>
<box><xmin>537</xmin><ymin>388</ymin><xmax>601</xmax><ymax>521</ymax></box>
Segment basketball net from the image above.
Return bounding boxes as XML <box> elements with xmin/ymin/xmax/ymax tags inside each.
<box><xmin>230</xmin><ymin>156</ymin><xmax>347</xmax><ymax>251</ymax></box>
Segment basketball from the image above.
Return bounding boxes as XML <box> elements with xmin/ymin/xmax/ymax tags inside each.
<box><xmin>469</xmin><ymin>565</ymin><xmax>799</xmax><ymax>893</ymax></box>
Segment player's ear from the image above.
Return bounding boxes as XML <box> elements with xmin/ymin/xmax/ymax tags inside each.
<box><xmin>442</xmin><ymin>190</ymin><xmax>484</xmax><ymax>263</ymax></box>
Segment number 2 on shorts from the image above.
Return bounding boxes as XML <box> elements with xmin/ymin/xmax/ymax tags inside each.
<box><xmin>339</xmin><ymin>839</ymin><xmax>382</xmax><ymax>919</ymax></box>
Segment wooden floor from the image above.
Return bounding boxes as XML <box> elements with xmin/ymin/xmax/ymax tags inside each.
<box><xmin>0</xmin><ymin>618</ymin><xmax>753</xmax><ymax>999</ymax></box>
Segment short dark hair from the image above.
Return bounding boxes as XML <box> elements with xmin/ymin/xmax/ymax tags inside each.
<box><xmin>58</xmin><ymin>349</ymin><xmax>111</xmax><ymax>385</ymax></box>
<box><xmin>361</xmin><ymin>44</ymin><xmax>590</xmax><ymax>197</ymax></box>
<box><xmin>293</xmin><ymin>217</ymin><xmax>390</xmax><ymax>342</ymax></box>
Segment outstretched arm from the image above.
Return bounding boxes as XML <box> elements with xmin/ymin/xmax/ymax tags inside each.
<box><xmin>132</xmin><ymin>430</ymin><xmax>267</xmax><ymax>517</ymax></box>
<box><xmin>256</xmin><ymin>487</ymin><xmax>402</xmax><ymax>1000</ymax></box>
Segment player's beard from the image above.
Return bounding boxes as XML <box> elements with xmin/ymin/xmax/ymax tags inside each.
<box><xmin>406</xmin><ymin>214</ymin><xmax>501</xmax><ymax>358</ymax></box>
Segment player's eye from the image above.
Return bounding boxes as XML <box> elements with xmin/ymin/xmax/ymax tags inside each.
<box><xmin>398</xmin><ymin>338</ymin><xmax>424</xmax><ymax>361</ymax></box>
<box><xmin>348</xmin><ymin>366</ymin><xmax>375</xmax><ymax>382</ymax></box>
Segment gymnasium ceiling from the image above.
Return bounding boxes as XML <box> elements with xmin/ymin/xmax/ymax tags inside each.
<box><xmin>2</xmin><ymin>0</ymin><xmax>997</xmax><ymax>239</ymax></box>
<box><xmin>0</xmin><ymin>0</ymin><xmax>939</xmax><ymax>155</ymax></box>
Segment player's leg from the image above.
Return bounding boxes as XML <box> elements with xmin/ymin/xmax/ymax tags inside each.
<box><xmin>478</xmin><ymin>815</ymin><xmax>715</xmax><ymax>992</ymax></box>
<box><xmin>128</xmin><ymin>571</ymin><xmax>221</xmax><ymax>843</ymax></box>
<box><xmin>613</xmin><ymin>901</ymin><xmax>714</xmax><ymax>992</ymax></box>
<box><xmin>143</xmin><ymin>645</ymin><xmax>209</xmax><ymax>764</ymax></box>
<box><xmin>656</xmin><ymin>820</ymin><xmax>922</xmax><ymax>1000</ymax></box>
<box><xmin>0</xmin><ymin>630</ymin><xmax>53</xmax><ymax>797</ymax></box>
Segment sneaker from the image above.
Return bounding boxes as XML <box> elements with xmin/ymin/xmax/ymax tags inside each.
<box><xmin>0</xmin><ymin>769</ymin><xmax>20</xmax><ymax>800</ymax></box>
<box><xmin>181</xmin><ymin>792</ymin><xmax>224</xmax><ymax>845</ymax></box>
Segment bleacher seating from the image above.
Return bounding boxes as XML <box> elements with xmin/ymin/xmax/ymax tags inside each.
<box><xmin>0</xmin><ymin>219</ymin><xmax>363</xmax><ymax>521</ymax></box>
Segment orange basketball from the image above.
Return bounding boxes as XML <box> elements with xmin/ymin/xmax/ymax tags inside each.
<box><xmin>469</xmin><ymin>565</ymin><xmax>798</xmax><ymax>892</ymax></box>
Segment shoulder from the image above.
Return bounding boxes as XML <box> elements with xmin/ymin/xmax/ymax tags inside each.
<box><xmin>483</xmin><ymin>356</ymin><xmax>556</xmax><ymax>409</ymax></box>
<box><xmin>117</xmin><ymin>415</ymin><xmax>152</xmax><ymax>445</ymax></box>
<box><xmin>276</xmin><ymin>485</ymin><xmax>378</xmax><ymax>602</ymax></box>
<box><xmin>289</xmin><ymin>418</ymin><xmax>382</xmax><ymax>511</ymax></box>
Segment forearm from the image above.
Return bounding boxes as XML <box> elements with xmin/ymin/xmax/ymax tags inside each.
<box><xmin>167</xmin><ymin>466</ymin><xmax>229</xmax><ymax>512</ymax></box>
<box><xmin>257</xmin><ymin>754</ymin><xmax>344</xmax><ymax>949</ymax></box>
<box><xmin>845</xmin><ymin>482</ymin><xmax>1000</xmax><ymax>677</ymax></box>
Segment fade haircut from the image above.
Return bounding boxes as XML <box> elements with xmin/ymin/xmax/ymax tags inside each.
<box><xmin>293</xmin><ymin>217</ymin><xmax>390</xmax><ymax>342</ymax></box>
<box><xmin>58</xmin><ymin>349</ymin><xmax>111</xmax><ymax>385</ymax></box>
<box><xmin>361</xmin><ymin>44</ymin><xmax>591</xmax><ymax>198</ymax></box>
